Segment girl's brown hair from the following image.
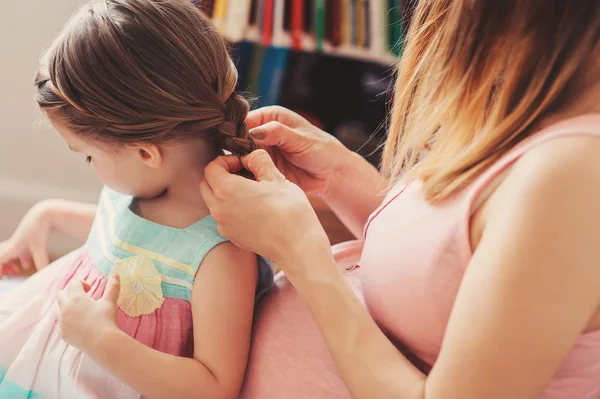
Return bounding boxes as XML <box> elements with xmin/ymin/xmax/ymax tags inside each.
<box><xmin>384</xmin><ymin>0</ymin><xmax>600</xmax><ymax>201</ymax></box>
<box><xmin>35</xmin><ymin>0</ymin><xmax>255</xmax><ymax>155</ymax></box>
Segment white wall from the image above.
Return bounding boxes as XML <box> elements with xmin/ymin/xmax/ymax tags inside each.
<box><xmin>0</xmin><ymin>1</ymin><xmax>102</xmax><ymax>254</ymax></box>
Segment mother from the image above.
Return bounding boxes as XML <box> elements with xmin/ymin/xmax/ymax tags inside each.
<box><xmin>202</xmin><ymin>1</ymin><xmax>600</xmax><ymax>398</ymax></box>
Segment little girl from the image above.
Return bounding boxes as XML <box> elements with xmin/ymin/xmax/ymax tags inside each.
<box><xmin>0</xmin><ymin>0</ymin><xmax>273</xmax><ymax>398</ymax></box>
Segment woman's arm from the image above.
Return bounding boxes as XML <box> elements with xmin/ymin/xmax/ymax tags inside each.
<box><xmin>61</xmin><ymin>242</ymin><xmax>258</xmax><ymax>399</ymax></box>
<box><xmin>321</xmin><ymin>150</ymin><xmax>386</xmax><ymax>237</ymax></box>
<box><xmin>284</xmin><ymin>136</ymin><xmax>600</xmax><ymax>399</ymax></box>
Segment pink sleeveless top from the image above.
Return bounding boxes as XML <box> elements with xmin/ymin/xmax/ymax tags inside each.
<box><xmin>241</xmin><ymin>114</ymin><xmax>600</xmax><ymax>399</ymax></box>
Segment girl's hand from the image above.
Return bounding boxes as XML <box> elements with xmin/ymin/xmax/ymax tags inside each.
<box><xmin>57</xmin><ymin>276</ymin><xmax>121</xmax><ymax>354</ymax></box>
<box><xmin>247</xmin><ymin>106</ymin><xmax>354</xmax><ymax>198</ymax></box>
<box><xmin>0</xmin><ymin>201</ymin><xmax>55</xmax><ymax>275</ymax></box>
<box><xmin>200</xmin><ymin>150</ymin><xmax>331</xmax><ymax>271</ymax></box>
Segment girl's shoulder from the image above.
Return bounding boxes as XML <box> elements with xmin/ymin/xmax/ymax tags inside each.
<box><xmin>92</xmin><ymin>186</ymin><xmax>227</xmax><ymax>277</ymax></box>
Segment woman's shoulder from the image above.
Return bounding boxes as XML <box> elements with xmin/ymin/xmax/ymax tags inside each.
<box><xmin>470</xmin><ymin>120</ymin><xmax>600</xmax><ymax>253</ymax></box>
<box><xmin>501</xmin><ymin>133</ymin><xmax>600</xmax><ymax>204</ymax></box>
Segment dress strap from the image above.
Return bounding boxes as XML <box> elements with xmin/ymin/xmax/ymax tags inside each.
<box><xmin>363</xmin><ymin>182</ymin><xmax>408</xmax><ymax>238</ymax></box>
<box><xmin>464</xmin><ymin>113</ymin><xmax>600</xmax><ymax>218</ymax></box>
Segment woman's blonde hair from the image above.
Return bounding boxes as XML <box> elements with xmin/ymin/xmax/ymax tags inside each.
<box><xmin>383</xmin><ymin>0</ymin><xmax>600</xmax><ymax>201</ymax></box>
<box><xmin>35</xmin><ymin>0</ymin><xmax>255</xmax><ymax>155</ymax></box>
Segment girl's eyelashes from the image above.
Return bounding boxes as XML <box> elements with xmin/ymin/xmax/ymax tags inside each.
<box><xmin>85</xmin><ymin>156</ymin><xmax>92</xmax><ymax>164</ymax></box>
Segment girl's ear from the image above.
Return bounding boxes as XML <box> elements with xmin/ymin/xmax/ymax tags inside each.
<box><xmin>133</xmin><ymin>144</ymin><xmax>163</xmax><ymax>169</ymax></box>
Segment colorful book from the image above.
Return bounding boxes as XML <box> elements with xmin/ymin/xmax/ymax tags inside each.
<box><xmin>382</xmin><ymin>0</ymin><xmax>389</xmax><ymax>51</ymax></box>
<box><xmin>291</xmin><ymin>0</ymin><xmax>304</xmax><ymax>50</ymax></box>
<box><xmin>356</xmin><ymin>0</ymin><xmax>364</xmax><ymax>48</ymax></box>
<box><xmin>256</xmin><ymin>0</ymin><xmax>265</xmax><ymax>38</ymax></box>
<box><xmin>223</xmin><ymin>0</ymin><xmax>253</xmax><ymax>42</ymax></box>
<box><xmin>261</xmin><ymin>0</ymin><xmax>275</xmax><ymax>46</ymax></box>
<box><xmin>369</xmin><ymin>0</ymin><xmax>384</xmax><ymax>56</ymax></box>
<box><xmin>315</xmin><ymin>0</ymin><xmax>325</xmax><ymax>51</ymax></box>
<box><xmin>349</xmin><ymin>0</ymin><xmax>357</xmax><ymax>47</ymax></box>
<box><xmin>258</xmin><ymin>47</ymin><xmax>290</xmax><ymax>106</ymax></box>
<box><xmin>363</xmin><ymin>0</ymin><xmax>370</xmax><ymax>49</ymax></box>
<box><xmin>340</xmin><ymin>0</ymin><xmax>350</xmax><ymax>47</ymax></box>
<box><xmin>212</xmin><ymin>0</ymin><xmax>228</xmax><ymax>32</ymax></box>
<box><xmin>389</xmin><ymin>0</ymin><xmax>402</xmax><ymax>56</ymax></box>
<box><xmin>272</xmin><ymin>0</ymin><xmax>286</xmax><ymax>47</ymax></box>
<box><xmin>328</xmin><ymin>0</ymin><xmax>342</xmax><ymax>48</ymax></box>
<box><xmin>248</xmin><ymin>45</ymin><xmax>265</xmax><ymax>95</ymax></box>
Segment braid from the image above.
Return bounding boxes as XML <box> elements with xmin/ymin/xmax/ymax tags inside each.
<box><xmin>216</xmin><ymin>92</ymin><xmax>256</xmax><ymax>156</ymax></box>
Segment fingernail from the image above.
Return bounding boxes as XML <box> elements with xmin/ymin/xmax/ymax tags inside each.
<box><xmin>250</xmin><ymin>129</ymin><xmax>265</xmax><ymax>140</ymax></box>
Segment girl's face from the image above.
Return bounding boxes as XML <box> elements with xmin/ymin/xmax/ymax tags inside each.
<box><xmin>50</xmin><ymin>118</ymin><xmax>170</xmax><ymax>199</ymax></box>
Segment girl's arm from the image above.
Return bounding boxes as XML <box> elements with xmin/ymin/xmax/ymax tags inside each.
<box><xmin>0</xmin><ymin>200</ymin><xmax>96</xmax><ymax>270</ymax></box>
<box><xmin>43</xmin><ymin>200</ymin><xmax>97</xmax><ymax>242</ymax></box>
<box><xmin>67</xmin><ymin>242</ymin><xmax>257</xmax><ymax>399</ymax></box>
<box><xmin>284</xmin><ymin>136</ymin><xmax>600</xmax><ymax>399</ymax></box>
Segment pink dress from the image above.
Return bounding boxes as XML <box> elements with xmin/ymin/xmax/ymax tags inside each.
<box><xmin>241</xmin><ymin>114</ymin><xmax>600</xmax><ymax>399</ymax></box>
<box><xmin>0</xmin><ymin>187</ymin><xmax>272</xmax><ymax>398</ymax></box>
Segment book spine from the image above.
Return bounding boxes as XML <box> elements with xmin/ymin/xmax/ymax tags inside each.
<box><xmin>291</xmin><ymin>0</ymin><xmax>304</xmax><ymax>50</ymax></box>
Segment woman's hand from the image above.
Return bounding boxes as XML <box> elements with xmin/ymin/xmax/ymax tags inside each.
<box><xmin>57</xmin><ymin>276</ymin><xmax>121</xmax><ymax>355</ymax></box>
<box><xmin>247</xmin><ymin>106</ymin><xmax>353</xmax><ymax>198</ymax></box>
<box><xmin>200</xmin><ymin>150</ymin><xmax>331</xmax><ymax>271</ymax></box>
<box><xmin>0</xmin><ymin>201</ymin><xmax>55</xmax><ymax>275</ymax></box>
<box><xmin>247</xmin><ymin>106</ymin><xmax>385</xmax><ymax>237</ymax></box>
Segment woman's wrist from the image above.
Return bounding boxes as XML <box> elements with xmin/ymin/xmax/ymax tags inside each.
<box><xmin>320</xmin><ymin>146</ymin><xmax>385</xmax><ymax>237</ymax></box>
<box><xmin>284</xmin><ymin>230</ymin><xmax>338</xmax><ymax>282</ymax></box>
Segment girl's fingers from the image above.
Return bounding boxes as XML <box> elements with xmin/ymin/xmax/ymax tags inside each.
<box><xmin>81</xmin><ymin>281</ymin><xmax>92</xmax><ymax>293</ymax></box>
<box><xmin>66</xmin><ymin>279</ymin><xmax>86</xmax><ymax>294</ymax></box>
<box><xmin>101</xmin><ymin>275</ymin><xmax>120</xmax><ymax>305</ymax></box>
<box><xmin>0</xmin><ymin>241</ymin><xmax>19</xmax><ymax>265</ymax></box>
<box><xmin>29</xmin><ymin>242</ymin><xmax>49</xmax><ymax>270</ymax></box>
<box><xmin>19</xmin><ymin>252</ymin><xmax>33</xmax><ymax>270</ymax></box>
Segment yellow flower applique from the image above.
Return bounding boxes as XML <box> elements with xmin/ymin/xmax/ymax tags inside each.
<box><xmin>111</xmin><ymin>256</ymin><xmax>164</xmax><ymax>317</ymax></box>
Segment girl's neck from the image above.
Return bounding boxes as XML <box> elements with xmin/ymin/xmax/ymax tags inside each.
<box><xmin>134</xmin><ymin>148</ymin><xmax>216</xmax><ymax>229</ymax></box>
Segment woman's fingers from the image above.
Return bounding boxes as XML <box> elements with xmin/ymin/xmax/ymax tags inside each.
<box><xmin>242</xmin><ymin>150</ymin><xmax>286</xmax><ymax>182</ymax></box>
<box><xmin>246</xmin><ymin>105</ymin><xmax>303</xmax><ymax>130</ymax></box>
<box><xmin>249</xmin><ymin>121</ymin><xmax>300</xmax><ymax>148</ymax></box>
<box><xmin>199</xmin><ymin>180</ymin><xmax>216</xmax><ymax>210</ymax></box>
<box><xmin>203</xmin><ymin>155</ymin><xmax>244</xmax><ymax>190</ymax></box>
